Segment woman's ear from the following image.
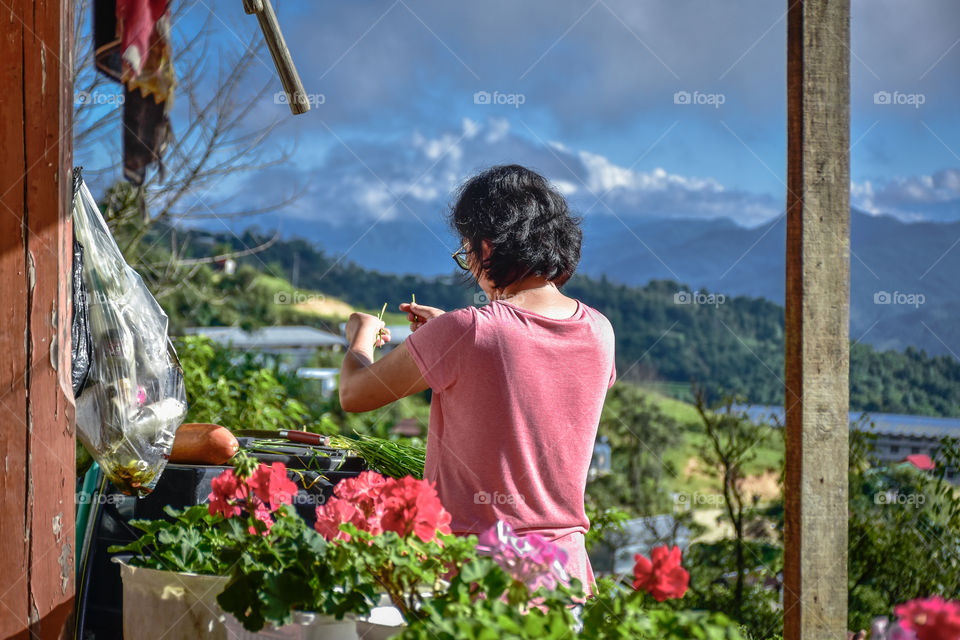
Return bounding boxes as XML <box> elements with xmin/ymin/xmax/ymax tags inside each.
<box><xmin>481</xmin><ymin>239</ymin><xmax>493</xmax><ymax>261</ymax></box>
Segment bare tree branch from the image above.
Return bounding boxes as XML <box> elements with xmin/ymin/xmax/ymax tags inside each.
<box><xmin>72</xmin><ymin>0</ymin><xmax>304</xmax><ymax>278</ymax></box>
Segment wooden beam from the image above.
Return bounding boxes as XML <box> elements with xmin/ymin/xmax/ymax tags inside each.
<box><xmin>784</xmin><ymin>0</ymin><xmax>851</xmax><ymax>638</ymax></box>
<box><xmin>0</xmin><ymin>0</ymin><xmax>76</xmax><ymax>638</ymax></box>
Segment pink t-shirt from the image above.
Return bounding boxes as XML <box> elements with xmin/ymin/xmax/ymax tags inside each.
<box><xmin>404</xmin><ymin>299</ymin><xmax>616</xmax><ymax>586</ymax></box>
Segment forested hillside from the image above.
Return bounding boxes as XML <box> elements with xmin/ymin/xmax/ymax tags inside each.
<box><xmin>150</xmin><ymin>226</ymin><xmax>960</xmax><ymax>417</ymax></box>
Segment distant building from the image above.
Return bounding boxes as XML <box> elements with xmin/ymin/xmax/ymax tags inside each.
<box><xmin>740</xmin><ymin>405</ymin><xmax>960</xmax><ymax>482</ymax></box>
<box><xmin>295</xmin><ymin>367</ymin><xmax>340</xmax><ymax>397</ymax></box>
<box><xmin>184</xmin><ymin>325</ymin><xmax>346</xmax><ymax>368</ymax></box>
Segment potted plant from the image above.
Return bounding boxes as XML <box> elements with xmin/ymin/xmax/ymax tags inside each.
<box><xmin>114</xmin><ymin>454</ymin><xmax>749</xmax><ymax>640</ymax></box>
<box><xmin>217</xmin><ymin>470</ymin><xmax>475</xmax><ymax>638</ymax></box>
<box><xmin>110</xmin><ymin>452</ymin><xmax>365</xmax><ymax>640</ymax></box>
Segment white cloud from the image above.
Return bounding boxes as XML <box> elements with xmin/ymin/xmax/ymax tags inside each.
<box><xmin>851</xmin><ymin>169</ymin><xmax>960</xmax><ymax>221</ymax></box>
<box><xmin>484</xmin><ymin>118</ymin><xmax>510</xmax><ymax>144</ymax></box>
<box><xmin>259</xmin><ymin>118</ymin><xmax>783</xmax><ymax>227</ymax></box>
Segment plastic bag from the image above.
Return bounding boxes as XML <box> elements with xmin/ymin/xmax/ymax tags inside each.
<box><xmin>72</xmin><ymin>175</ymin><xmax>187</xmax><ymax>495</ymax></box>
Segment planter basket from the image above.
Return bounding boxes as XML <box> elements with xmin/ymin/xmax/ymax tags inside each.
<box><xmin>115</xmin><ymin>558</ymin><xmax>403</xmax><ymax>640</ymax></box>
<box><xmin>116</xmin><ymin>558</ymin><xmax>230</xmax><ymax>640</ymax></box>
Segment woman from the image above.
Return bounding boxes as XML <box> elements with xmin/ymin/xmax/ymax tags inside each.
<box><xmin>338</xmin><ymin>164</ymin><xmax>616</xmax><ymax>587</ymax></box>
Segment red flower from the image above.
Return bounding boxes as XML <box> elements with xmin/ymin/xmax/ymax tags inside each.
<box><xmin>334</xmin><ymin>471</ymin><xmax>387</xmax><ymax>521</ymax></box>
<box><xmin>314</xmin><ymin>499</ymin><xmax>363</xmax><ymax>540</ymax></box>
<box><xmin>249</xmin><ymin>462</ymin><xmax>298</xmax><ymax>511</ymax></box>
<box><xmin>632</xmin><ymin>545</ymin><xmax>690</xmax><ymax>602</ymax></box>
<box><xmin>313</xmin><ymin>472</ymin><xmax>452</xmax><ymax>543</ymax></box>
<box><xmin>208</xmin><ymin>462</ymin><xmax>299</xmax><ymax>531</ymax></box>
<box><xmin>249</xmin><ymin>500</ymin><xmax>276</xmax><ymax>535</ymax></box>
<box><xmin>314</xmin><ymin>471</ymin><xmax>389</xmax><ymax>541</ymax></box>
<box><xmin>208</xmin><ymin>469</ymin><xmax>244</xmax><ymax>519</ymax></box>
<box><xmin>380</xmin><ymin>476</ymin><xmax>452</xmax><ymax>542</ymax></box>
<box><xmin>895</xmin><ymin>596</ymin><xmax>960</xmax><ymax>640</ymax></box>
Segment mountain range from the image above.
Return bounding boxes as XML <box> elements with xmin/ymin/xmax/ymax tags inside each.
<box><xmin>233</xmin><ymin>210</ymin><xmax>960</xmax><ymax>358</ymax></box>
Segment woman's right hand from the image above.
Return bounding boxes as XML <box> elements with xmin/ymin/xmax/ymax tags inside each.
<box><xmin>399</xmin><ymin>302</ymin><xmax>444</xmax><ymax>331</ymax></box>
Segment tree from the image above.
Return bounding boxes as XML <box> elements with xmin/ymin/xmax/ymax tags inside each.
<box><xmin>71</xmin><ymin>0</ymin><xmax>302</xmax><ymax>296</ymax></box>
<box><xmin>693</xmin><ymin>391</ymin><xmax>774</xmax><ymax>618</ymax></box>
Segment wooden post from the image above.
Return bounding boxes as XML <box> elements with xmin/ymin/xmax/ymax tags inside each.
<box><xmin>784</xmin><ymin>0</ymin><xmax>850</xmax><ymax>638</ymax></box>
<box><xmin>0</xmin><ymin>0</ymin><xmax>76</xmax><ymax>638</ymax></box>
<box><xmin>244</xmin><ymin>0</ymin><xmax>311</xmax><ymax>115</ymax></box>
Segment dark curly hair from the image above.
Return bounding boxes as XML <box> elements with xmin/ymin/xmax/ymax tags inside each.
<box><xmin>449</xmin><ymin>164</ymin><xmax>582</xmax><ymax>291</ymax></box>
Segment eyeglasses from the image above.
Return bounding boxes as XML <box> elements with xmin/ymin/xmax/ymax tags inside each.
<box><xmin>452</xmin><ymin>243</ymin><xmax>470</xmax><ymax>271</ymax></box>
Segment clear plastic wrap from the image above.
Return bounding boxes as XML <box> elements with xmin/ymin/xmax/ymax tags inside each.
<box><xmin>72</xmin><ymin>177</ymin><xmax>187</xmax><ymax>495</ymax></box>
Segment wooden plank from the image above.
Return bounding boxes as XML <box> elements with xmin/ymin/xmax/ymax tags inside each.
<box><xmin>784</xmin><ymin>0</ymin><xmax>851</xmax><ymax>638</ymax></box>
<box><xmin>0</xmin><ymin>0</ymin><xmax>31</xmax><ymax>635</ymax></box>
<box><xmin>0</xmin><ymin>0</ymin><xmax>75</xmax><ymax>637</ymax></box>
<box><xmin>253</xmin><ymin>0</ymin><xmax>311</xmax><ymax>114</ymax></box>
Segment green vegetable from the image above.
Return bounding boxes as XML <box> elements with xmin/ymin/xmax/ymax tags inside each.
<box><xmin>327</xmin><ymin>433</ymin><xmax>425</xmax><ymax>479</ymax></box>
<box><xmin>375</xmin><ymin>302</ymin><xmax>387</xmax><ymax>348</ymax></box>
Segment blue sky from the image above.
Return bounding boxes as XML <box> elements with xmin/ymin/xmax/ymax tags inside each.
<box><xmin>76</xmin><ymin>0</ymin><xmax>960</xmax><ymax>231</ymax></box>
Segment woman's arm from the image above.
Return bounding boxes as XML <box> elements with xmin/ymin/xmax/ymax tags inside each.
<box><xmin>339</xmin><ymin>312</ymin><xmax>429</xmax><ymax>412</ymax></box>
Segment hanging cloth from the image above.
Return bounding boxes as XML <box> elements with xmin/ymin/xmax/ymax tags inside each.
<box><xmin>93</xmin><ymin>0</ymin><xmax>176</xmax><ymax>185</ymax></box>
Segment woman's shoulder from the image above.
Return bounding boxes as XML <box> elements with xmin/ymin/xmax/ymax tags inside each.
<box><xmin>576</xmin><ymin>300</ymin><xmax>614</xmax><ymax>325</ymax></box>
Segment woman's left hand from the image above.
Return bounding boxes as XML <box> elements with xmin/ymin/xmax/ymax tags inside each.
<box><xmin>345</xmin><ymin>312</ymin><xmax>391</xmax><ymax>348</ymax></box>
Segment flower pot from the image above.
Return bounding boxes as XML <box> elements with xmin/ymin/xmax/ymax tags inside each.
<box><xmin>115</xmin><ymin>558</ymin><xmax>230</xmax><ymax>640</ymax></box>
<box><xmin>223</xmin><ymin>611</ymin><xmax>359</xmax><ymax>640</ymax></box>
<box><xmin>355</xmin><ymin>604</ymin><xmax>404</xmax><ymax>640</ymax></box>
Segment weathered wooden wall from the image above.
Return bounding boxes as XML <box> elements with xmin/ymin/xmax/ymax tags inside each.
<box><xmin>0</xmin><ymin>0</ymin><xmax>76</xmax><ymax>637</ymax></box>
<box><xmin>784</xmin><ymin>0</ymin><xmax>851</xmax><ymax>638</ymax></box>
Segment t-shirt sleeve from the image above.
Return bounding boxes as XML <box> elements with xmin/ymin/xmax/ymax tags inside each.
<box><xmin>404</xmin><ymin>307</ymin><xmax>476</xmax><ymax>392</ymax></box>
<box><xmin>608</xmin><ymin>362</ymin><xmax>617</xmax><ymax>389</ymax></box>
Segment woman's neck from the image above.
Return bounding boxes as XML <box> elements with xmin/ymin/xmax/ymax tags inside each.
<box><xmin>496</xmin><ymin>277</ymin><xmax>556</xmax><ymax>300</ymax></box>
<box><xmin>494</xmin><ymin>278</ymin><xmax>579</xmax><ymax>319</ymax></box>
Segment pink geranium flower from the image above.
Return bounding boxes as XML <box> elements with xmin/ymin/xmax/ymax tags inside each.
<box><xmin>380</xmin><ymin>476</ymin><xmax>452</xmax><ymax>542</ymax></box>
<box><xmin>250</xmin><ymin>462</ymin><xmax>298</xmax><ymax>511</ymax></box>
<box><xmin>313</xmin><ymin>471</ymin><xmax>453</xmax><ymax>543</ymax></box>
<box><xmin>476</xmin><ymin>520</ymin><xmax>570</xmax><ymax>591</ymax></box>
<box><xmin>208</xmin><ymin>469</ymin><xmax>245</xmax><ymax>519</ymax></box>
<box><xmin>207</xmin><ymin>462</ymin><xmax>298</xmax><ymax>534</ymax></box>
